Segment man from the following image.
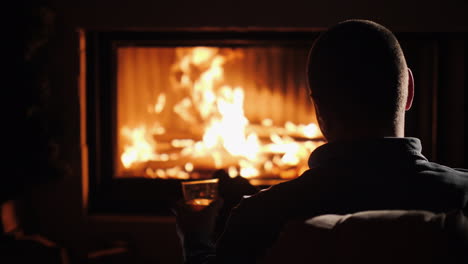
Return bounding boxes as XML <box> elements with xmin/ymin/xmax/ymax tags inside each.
<box><xmin>174</xmin><ymin>20</ymin><xmax>468</xmax><ymax>263</ymax></box>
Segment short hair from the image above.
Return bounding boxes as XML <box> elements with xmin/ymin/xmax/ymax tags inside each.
<box><xmin>307</xmin><ymin>20</ymin><xmax>408</xmax><ymax>131</ymax></box>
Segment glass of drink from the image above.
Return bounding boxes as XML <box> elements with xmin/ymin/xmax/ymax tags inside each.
<box><xmin>181</xmin><ymin>178</ymin><xmax>219</xmax><ymax>211</ymax></box>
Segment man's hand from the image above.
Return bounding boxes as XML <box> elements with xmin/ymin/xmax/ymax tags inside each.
<box><xmin>172</xmin><ymin>198</ymin><xmax>224</xmax><ymax>245</ymax></box>
<box><xmin>172</xmin><ymin>198</ymin><xmax>223</xmax><ymax>263</ymax></box>
<box><xmin>213</xmin><ymin>170</ymin><xmax>259</xmax><ymax>238</ymax></box>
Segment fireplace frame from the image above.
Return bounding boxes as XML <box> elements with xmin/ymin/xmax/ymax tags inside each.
<box><xmin>83</xmin><ymin>29</ymin><xmax>321</xmax><ymax>215</ymax></box>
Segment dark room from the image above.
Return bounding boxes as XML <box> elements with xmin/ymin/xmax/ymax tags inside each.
<box><xmin>4</xmin><ymin>0</ymin><xmax>468</xmax><ymax>263</ymax></box>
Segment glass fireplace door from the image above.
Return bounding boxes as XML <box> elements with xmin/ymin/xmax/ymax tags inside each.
<box><xmin>116</xmin><ymin>46</ymin><xmax>324</xmax><ymax>183</ymax></box>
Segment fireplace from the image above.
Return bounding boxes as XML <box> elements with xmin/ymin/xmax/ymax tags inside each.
<box><xmin>84</xmin><ymin>30</ymin><xmax>324</xmax><ymax>214</ymax></box>
<box><xmin>116</xmin><ymin>45</ymin><xmax>326</xmax><ymax>180</ymax></box>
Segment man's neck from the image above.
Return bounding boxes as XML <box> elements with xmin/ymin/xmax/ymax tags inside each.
<box><xmin>326</xmin><ymin>128</ymin><xmax>404</xmax><ymax>142</ymax></box>
<box><xmin>326</xmin><ymin>115</ymin><xmax>406</xmax><ymax>142</ymax></box>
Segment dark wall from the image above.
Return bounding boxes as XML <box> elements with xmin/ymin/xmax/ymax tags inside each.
<box><xmin>400</xmin><ymin>34</ymin><xmax>467</xmax><ymax>167</ymax></box>
<box><xmin>24</xmin><ymin>0</ymin><xmax>467</xmax><ymax>263</ymax></box>
<box><xmin>50</xmin><ymin>0</ymin><xmax>468</xmax><ymax>31</ymax></box>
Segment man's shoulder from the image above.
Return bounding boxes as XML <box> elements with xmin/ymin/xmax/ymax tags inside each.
<box><xmin>233</xmin><ymin>169</ymin><xmax>322</xmax><ymax>211</ymax></box>
<box><xmin>413</xmin><ymin>160</ymin><xmax>468</xmax><ymax>199</ymax></box>
<box><xmin>415</xmin><ymin>160</ymin><xmax>468</xmax><ymax>177</ymax></box>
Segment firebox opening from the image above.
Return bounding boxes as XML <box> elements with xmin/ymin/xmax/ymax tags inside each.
<box><xmin>116</xmin><ymin>45</ymin><xmax>325</xmax><ymax>184</ymax></box>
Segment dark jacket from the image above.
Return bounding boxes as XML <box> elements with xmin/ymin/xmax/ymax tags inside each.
<box><xmin>190</xmin><ymin>138</ymin><xmax>468</xmax><ymax>263</ymax></box>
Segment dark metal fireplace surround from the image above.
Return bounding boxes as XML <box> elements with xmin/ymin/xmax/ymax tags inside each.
<box><xmin>83</xmin><ymin>29</ymin><xmax>466</xmax><ymax>216</ymax></box>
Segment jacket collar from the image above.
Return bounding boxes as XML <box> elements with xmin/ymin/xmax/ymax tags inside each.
<box><xmin>308</xmin><ymin>137</ymin><xmax>428</xmax><ymax>168</ymax></box>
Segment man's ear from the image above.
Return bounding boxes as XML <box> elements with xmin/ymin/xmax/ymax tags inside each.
<box><xmin>406</xmin><ymin>68</ymin><xmax>414</xmax><ymax>111</ymax></box>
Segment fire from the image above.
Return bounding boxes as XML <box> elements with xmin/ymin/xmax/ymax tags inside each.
<box><xmin>121</xmin><ymin>126</ymin><xmax>157</xmax><ymax>168</ymax></box>
<box><xmin>119</xmin><ymin>47</ymin><xmax>324</xmax><ymax>181</ymax></box>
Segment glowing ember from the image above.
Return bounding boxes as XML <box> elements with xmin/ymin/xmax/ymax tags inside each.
<box><xmin>118</xmin><ymin>47</ymin><xmax>324</xmax><ymax>181</ymax></box>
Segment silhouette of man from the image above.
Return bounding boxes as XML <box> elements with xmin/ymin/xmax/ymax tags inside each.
<box><xmin>174</xmin><ymin>20</ymin><xmax>468</xmax><ymax>264</ymax></box>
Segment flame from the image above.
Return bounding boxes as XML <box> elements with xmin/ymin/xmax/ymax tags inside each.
<box><xmin>184</xmin><ymin>162</ymin><xmax>194</xmax><ymax>172</ymax></box>
<box><xmin>121</xmin><ymin>126</ymin><xmax>157</xmax><ymax>168</ymax></box>
<box><xmin>228</xmin><ymin>166</ymin><xmax>238</xmax><ymax>178</ymax></box>
<box><xmin>120</xmin><ymin>47</ymin><xmax>324</xmax><ymax>180</ymax></box>
<box><xmin>154</xmin><ymin>94</ymin><xmax>166</xmax><ymax>113</ymax></box>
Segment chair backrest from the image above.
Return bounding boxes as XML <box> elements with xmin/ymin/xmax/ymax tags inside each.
<box><xmin>262</xmin><ymin>210</ymin><xmax>468</xmax><ymax>264</ymax></box>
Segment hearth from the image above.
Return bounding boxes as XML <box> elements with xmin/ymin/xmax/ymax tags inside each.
<box><xmin>83</xmin><ymin>29</ymin><xmax>323</xmax><ymax>214</ymax></box>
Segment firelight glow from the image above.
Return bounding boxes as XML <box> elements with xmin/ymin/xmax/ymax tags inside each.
<box><xmin>119</xmin><ymin>47</ymin><xmax>324</xmax><ymax>181</ymax></box>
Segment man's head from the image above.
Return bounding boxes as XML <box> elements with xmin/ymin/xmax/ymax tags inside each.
<box><xmin>307</xmin><ymin>20</ymin><xmax>414</xmax><ymax>141</ymax></box>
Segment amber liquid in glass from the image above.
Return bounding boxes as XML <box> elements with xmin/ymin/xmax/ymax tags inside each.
<box><xmin>186</xmin><ymin>198</ymin><xmax>214</xmax><ymax>211</ymax></box>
